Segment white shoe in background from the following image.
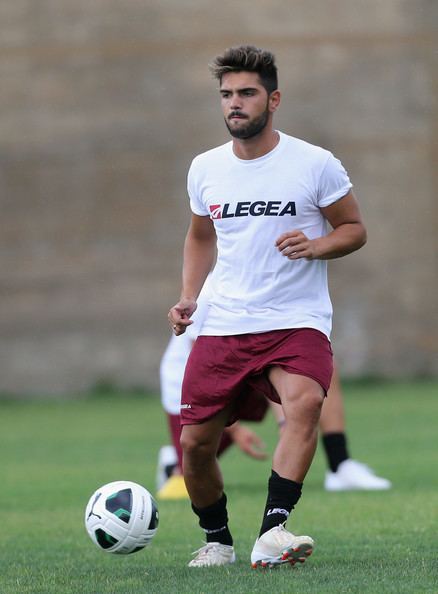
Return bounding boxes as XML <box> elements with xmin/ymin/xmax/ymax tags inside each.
<box><xmin>325</xmin><ymin>459</ymin><xmax>392</xmax><ymax>491</ymax></box>
<box><xmin>155</xmin><ymin>445</ymin><xmax>178</xmax><ymax>491</ymax></box>
<box><xmin>156</xmin><ymin>474</ymin><xmax>189</xmax><ymax>500</ymax></box>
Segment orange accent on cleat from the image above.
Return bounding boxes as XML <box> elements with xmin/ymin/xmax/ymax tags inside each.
<box><xmin>251</xmin><ymin>563</ymin><xmax>257</xmax><ymax>569</ymax></box>
<box><xmin>305</xmin><ymin>550</ymin><xmax>312</xmax><ymax>556</ymax></box>
<box><xmin>298</xmin><ymin>558</ymin><xmax>306</xmax><ymax>563</ymax></box>
<box><xmin>281</xmin><ymin>552</ymin><xmax>289</xmax><ymax>560</ymax></box>
<box><xmin>261</xmin><ymin>561</ymin><xmax>268</xmax><ymax>568</ymax></box>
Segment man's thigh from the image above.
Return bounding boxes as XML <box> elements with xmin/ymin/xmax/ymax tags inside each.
<box><xmin>268</xmin><ymin>368</ymin><xmax>325</xmax><ymax>420</ymax></box>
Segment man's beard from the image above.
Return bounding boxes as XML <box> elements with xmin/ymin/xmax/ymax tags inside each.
<box><xmin>225</xmin><ymin>104</ymin><xmax>270</xmax><ymax>140</ymax></box>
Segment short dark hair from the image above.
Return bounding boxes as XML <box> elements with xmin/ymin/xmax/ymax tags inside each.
<box><xmin>209</xmin><ymin>45</ymin><xmax>278</xmax><ymax>94</ymax></box>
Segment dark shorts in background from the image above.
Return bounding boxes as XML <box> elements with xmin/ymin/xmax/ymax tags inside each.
<box><xmin>180</xmin><ymin>327</ymin><xmax>333</xmax><ymax>426</ymax></box>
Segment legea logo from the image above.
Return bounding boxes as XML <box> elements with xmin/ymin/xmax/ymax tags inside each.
<box><xmin>209</xmin><ymin>204</ymin><xmax>222</xmax><ymax>219</ymax></box>
<box><xmin>209</xmin><ymin>201</ymin><xmax>296</xmax><ymax>219</ymax></box>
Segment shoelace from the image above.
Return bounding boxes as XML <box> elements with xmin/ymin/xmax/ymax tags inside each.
<box><xmin>272</xmin><ymin>525</ymin><xmax>296</xmax><ymax>546</ymax></box>
<box><xmin>346</xmin><ymin>460</ymin><xmax>373</xmax><ymax>473</ymax></box>
<box><xmin>191</xmin><ymin>542</ymin><xmax>225</xmax><ymax>559</ymax></box>
<box><xmin>192</xmin><ymin>542</ymin><xmax>216</xmax><ymax>555</ymax></box>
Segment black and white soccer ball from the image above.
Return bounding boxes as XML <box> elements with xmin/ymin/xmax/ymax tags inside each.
<box><xmin>85</xmin><ymin>481</ymin><xmax>159</xmax><ymax>554</ymax></box>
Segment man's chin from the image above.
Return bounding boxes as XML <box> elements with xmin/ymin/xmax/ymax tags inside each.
<box><xmin>229</xmin><ymin>130</ymin><xmax>250</xmax><ymax>139</ymax></box>
<box><xmin>228</xmin><ymin>127</ymin><xmax>261</xmax><ymax>140</ymax></box>
<box><xmin>225</xmin><ymin>112</ymin><xmax>269</xmax><ymax>140</ymax></box>
<box><xmin>226</xmin><ymin>123</ymin><xmax>253</xmax><ymax>139</ymax></box>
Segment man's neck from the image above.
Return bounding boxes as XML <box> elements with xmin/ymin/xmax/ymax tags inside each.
<box><xmin>232</xmin><ymin>129</ymin><xmax>280</xmax><ymax>160</ymax></box>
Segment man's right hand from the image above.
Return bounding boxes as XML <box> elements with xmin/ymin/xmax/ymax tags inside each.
<box><xmin>168</xmin><ymin>298</ymin><xmax>197</xmax><ymax>335</ymax></box>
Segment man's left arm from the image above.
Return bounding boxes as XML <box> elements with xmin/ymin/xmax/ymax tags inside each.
<box><xmin>276</xmin><ymin>190</ymin><xmax>367</xmax><ymax>260</ymax></box>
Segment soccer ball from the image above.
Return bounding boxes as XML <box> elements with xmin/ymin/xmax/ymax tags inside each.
<box><xmin>85</xmin><ymin>481</ymin><xmax>159</xmax><ymax>554</ymax></box>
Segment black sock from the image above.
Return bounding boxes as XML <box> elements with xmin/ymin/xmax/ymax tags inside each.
<box><xmin>322</xmin><ymin>432</ymin><xmax>350</xmax><ymax>472</ymax></box>
<box><xmin>259</xmin><ymin>470</ymin><xmax>302</xmax><ymax>537</ymax></box>
<box><xmin>191</xmin><ymin>492</ymin><xmax>233</xmax><ymax>546</ymax></box>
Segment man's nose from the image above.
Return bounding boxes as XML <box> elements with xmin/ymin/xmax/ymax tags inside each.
<box><xmin>230</xmin><ymin>94</ymin><xmax>243</xmax><ymax>110</ymax></box>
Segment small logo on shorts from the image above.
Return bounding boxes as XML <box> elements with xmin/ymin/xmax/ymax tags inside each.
<box><xmin>180</xmin><ymin>404</ymin><xmax>192</xmax><ymax>409</ymax></box>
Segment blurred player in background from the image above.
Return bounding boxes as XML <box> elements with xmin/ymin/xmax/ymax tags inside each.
<box><xmin>157</xmin><ymin>274</ymin><xmax>269</xmax><ymax>499</ymax></box>
<box><xmin>157</xmin><ymin>275</ymin><xmax>391</xmax><ymax>499</ymax></box>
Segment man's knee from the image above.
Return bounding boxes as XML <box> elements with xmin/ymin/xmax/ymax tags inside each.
<box><xmin>180</xmin><ymin>425</ymin><xmax>218</xmax><ymax>461</ymax></box>
<box><xmin>306</xmin><ymin>391</ymin><xmax>324</xmax><ymax>424</ymax></box>
<box><xmin>281</xmin><ymin>382</ymin><xmax>325</xmax><ymax>423</ymax></box>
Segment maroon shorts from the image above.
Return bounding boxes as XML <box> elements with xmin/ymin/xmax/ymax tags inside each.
<box><xmin>180</xmin><ymin>327</ymin><xmax>333</xmax><ymax>426</ymax></box>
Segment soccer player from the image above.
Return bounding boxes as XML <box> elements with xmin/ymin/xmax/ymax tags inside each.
<box><xmin>157</xmin><ymin>276</ymin><xmax>391</xmax><ymax>499</ymax></box>
<box><xmin>319</xmin><ymin>366</ymin><xmax>391</xmax><ymax>492</ymax></box>
<box><xmin>168</xmin><ymin>45</ymin><xmax>368</xmax><ymax>568</ymax></box>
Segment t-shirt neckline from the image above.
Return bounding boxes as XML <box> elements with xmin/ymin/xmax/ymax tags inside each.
<box><xmin>229</xmin><ymin>131</ymin><xmax>284</xmax><ymax>164</ymax></box>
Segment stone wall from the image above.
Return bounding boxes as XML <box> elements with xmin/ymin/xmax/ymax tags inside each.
<box><xmin>1</xmin><ymin>1</ymin><xmax>437</xmax><ymax>395</ymax></box>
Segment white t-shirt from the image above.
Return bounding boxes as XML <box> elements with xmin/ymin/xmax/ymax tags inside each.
<box><xmin>160</xmin><ymin>276</ymin><xmax>212</xmax><ymax>414</ymax></box>
<box><xmin>188</xmin><ymin>131</ymin><xmax>352</xmax><ymax>338</ymax></box>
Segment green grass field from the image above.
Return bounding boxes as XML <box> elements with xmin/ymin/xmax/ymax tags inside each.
<box><xmin>1</xmin><ymin>380</ymin><xmax>437</xmax><ymax>594</ymax></box>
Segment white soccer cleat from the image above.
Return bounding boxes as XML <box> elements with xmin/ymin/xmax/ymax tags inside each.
<box><xmin>324</xmin><ymin>459</ymin><xmax>392</xmax><ymax>491</ymax></box>
<box><xmin>250</xmin><ymin>525</ymin><xmax>314</xmax><ymax>569</ymax></box>
<box><xmin>155</xmin><ymin>445</ymin><xmax>178</xmax><ymax>491</ymax></box>
<box><xmin>188</xmin><ymin>542</ymin><xmax>236</xmax><ymax>567</ymax></box>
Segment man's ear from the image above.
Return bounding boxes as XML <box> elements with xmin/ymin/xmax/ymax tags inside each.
<box><xmin>269</xmin><ymin>89</ymin><xmax>281</xmax><ymax>112</ymax></box>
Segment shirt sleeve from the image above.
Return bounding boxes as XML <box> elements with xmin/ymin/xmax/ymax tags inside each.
<box><xmin>317</xmin><ymin>153</ymin><xmax>353</xmax><ymax>207</ymax></box>
<box><xmin>187</xmin><ymin>158</ymin><xmax>209</xmax><ymax>216</ymax></box>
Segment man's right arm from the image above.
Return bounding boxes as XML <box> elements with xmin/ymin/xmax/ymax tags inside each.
<box><xmin>168</xmin><ymin>214</ymin><xmax>216</xmax><ymax>335</ymax></box>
